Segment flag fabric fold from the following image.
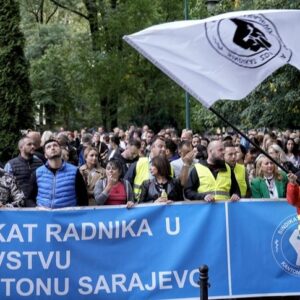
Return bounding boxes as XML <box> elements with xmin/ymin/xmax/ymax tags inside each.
<box><xmin>123</xmin><ymin>9</ymin><xmax>300</xmax><ymax>107</ymax></box>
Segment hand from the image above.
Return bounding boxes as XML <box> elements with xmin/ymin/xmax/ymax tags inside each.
<box><xmin>154</xmin><ymin>197</ymin><xmax>172</xmax><ymax>204</ymax></box>
<box><xmin>204</xmin><ymin>194</ymin><xmax>215</xmax><ymax>202</ymax></box>
<box><xmin>230</xmin><ymin>194</ymin><xmax>240</xmax><ymax>201</ymax></box>
<box><xmin>182</xmin><ymin>150</ymin><xmax>195</xmax><ymax>166</ymax></box>
<box><xmin>107</xmin><ymin>175</ymin><xmax>118</xmax><ymax>187</ymax></box>
<box><xmin>126</xmin><ymin>201</ymin><xmax>135</xmax><ymax>208</ymax></box>
<box><xmin>288</xmin><ymin>173</ymin><xmax>298</xmax><ymax>184</ymax></box>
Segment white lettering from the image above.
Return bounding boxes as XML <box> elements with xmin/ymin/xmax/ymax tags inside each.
<box><xmin>54</xmin><ymin>278</ymin><xmax>69</xmax><ymax>296</ymax></box>
<box><xmin>144</xmin><ymin>272</ymin><xmax>156</xmax><ymax>291</ymax></box>
<box><xmin>128</xmin><ymin>273</ymin><xmax>145</xmax><ymax>292</ymax></box>
<box><xmin>189</xmin><ymin>269</ymin><xmax>199</xmax><ymax>287</ymax></box>
<box><xmin>0</xmin><ymin>278</ymin><xmax>15</xmax><ymax>296</ymax></box>
<box><xmin>23</xmin><ymin>224</ymin><xmax>38</xmax><ymax>242</ymax></box>
<box><xmin>0</xmin><ymin>224</ymin><xmax>38</xmax><ymax>243</ymax></box>
<box><xmin>112</xmin><ymin>274</ymin><xmax>127</xmax><ymax>292</ymax></box>
<box><xmin>36</xmin><ymin>278</ymin><xmax>51</xmax><ymax>296</ymax></box>
<box><xmin>78</xmin><ymin>276</ymin><xmax>93</xmax><ymax>295</ymax></box>
<box><xmin>16</xmin><ymin>278</ymin><xmax>34</xmax><ymax>296</ymax></box>
<box><xmin>0</xmin><ymin>224</ymin><xmax>5</xmax><ymax>242</ymax></box>
<box><xmin>98</xmin><ymin>221</ymin><xmax>113</xmax><ymax>239</ymax></box>
<box><xmin>6</xmin><ymin>252</ymin><xmax>21</xmax><ymax>270</ymax></box>
<box><xmin>0</xmin><ymin>278</ymin><xmax>69</xmax><ymax>296</ymax></box>
<box><xmin>23</xmin><ymin>251</ymin><xmax>37</xmax><ymax>269</ymax></box>
<box><xmin>63</xmin><ymin>223</ymin><xmax>80</xmax><ymax>241</ymax></box>
<box><xmin>173</xmin><ymin>270</ymin><xmax>188</xmax><ymax>288</ymax></box>
<box><xmin>121</xmin><ymin>220</ymin><xmax>136</xmax><ymax>237</ymax></box>
<box><xmin>159</xmin><ymin>271</ymin><xmax>172</xmax><ymax>289</ymax></box>
<box><xmin>94</xmin><ymin>275</ymin><xmax>111</xmax><ymax>294</ymax></box>
<box><xmin>47</xmin><ymin>220</ymin><xmax>153</xmax><ymax>242</ymax></box>
<box><xmin>77</xmin><ymin>269</ymin><xmax>197</xmax><ymax>294</ymax></box>
<box><xmin>0</xmin><ymin>251</ymin><xmax>70</xmax><ymax>270</ymax></box>
<box><xmin>137</xmin><ymin>219</ymin><xmax>153</xmax><ymax>236</ymax></box>
<box><xmin>82</xmin><ymin>223</ymin><xmax>96</xmax><ymax>240</ymax></box>
<box><xmin>165</xmin><ymin>217</ymin><xmax>180</xmax><ymax>235</ymax></box>
<box><xmin>46</xmin><ymin>224</ymin><xmax>62</xmax><ymax>242</ymax></box>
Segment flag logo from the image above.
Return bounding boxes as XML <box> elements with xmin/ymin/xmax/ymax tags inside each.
<box><xmin>271</xmin><ymin>215</ymin><xmax>300</xmax><ymax>277</ymax></box>
<box><xmin>205</xmin><ymin>14</ymin><xmax>292</xmax><ymax>68</ymax></box>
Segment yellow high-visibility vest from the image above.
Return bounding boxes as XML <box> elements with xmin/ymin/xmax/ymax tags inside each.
<box><xmin>195</xmin><ymin>163</ymin><xmax>231</xmax><ymax>201</ymax></box>
<box><xmin>234</xmin><ymin>163</ymin><xmax>247</xmax><ymax>197</ymax></box>
<box><xmin>133</xmin><ymin>157</ymin><xmax>150</xmax><ymax>201</ymax></box>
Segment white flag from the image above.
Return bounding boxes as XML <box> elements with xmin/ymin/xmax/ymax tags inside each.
<box><xmin>123</xmin><ymin>10</ymin><xmax>300</xmax><ymax>108</ymax></box>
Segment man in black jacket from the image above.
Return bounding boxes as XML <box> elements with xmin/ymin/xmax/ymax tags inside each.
<box><xmin>184</xmin><ymin>140</ymin><xmax>240</xmax><ymax>202</ymax></box>
<box><xmin>4</xmin><ymin>137</ymin><xmax>43</xmax><ymax>202</ymax></box>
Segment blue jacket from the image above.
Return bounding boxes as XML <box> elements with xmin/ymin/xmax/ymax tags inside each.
<box><xmin>36</xmin><ymin>161</ymin><xmax>77</xmax><ymax>208</ymax></box>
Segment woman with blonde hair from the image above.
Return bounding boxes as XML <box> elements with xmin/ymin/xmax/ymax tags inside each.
<box><xmin>267</xmin><ymin>143</ymin><xmax>298</xmax><ymax>173</ymax></box>
<box><xmin>250</xmin><ymin>154</ymin><xmax>288</xmax><ymax>199</ymax></box>
<box><xmin>41</xmin><ymin>131</ymin><xmax>54</xmax><ymax>147</ymax></box>
<box><xmin>79</xmin><ymin>146</ymin><xmax>106</xmax><ymax>205</ymax></box>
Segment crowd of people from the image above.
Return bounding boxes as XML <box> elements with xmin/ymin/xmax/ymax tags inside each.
<box><xmin>0</xmin><ymin>125</ymin><xmax>299</xmax><ymax>212</ymax></box>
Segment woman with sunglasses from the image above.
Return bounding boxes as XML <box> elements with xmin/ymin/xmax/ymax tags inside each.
<box><xmin>94</xmin><ymin>159</ymin><xmax>134</xmax><ymax>207</ymax></box>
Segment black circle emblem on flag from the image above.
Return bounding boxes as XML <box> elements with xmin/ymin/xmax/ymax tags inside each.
<box><xmin>205</xmin><ymin>14</ymin><xmax>292</xmax><ymax>68</ymax></box>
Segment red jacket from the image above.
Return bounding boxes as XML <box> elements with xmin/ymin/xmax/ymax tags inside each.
<box><xmin>287</xmin><ymin>183</ymin><xmax>300</xmax><ymax>214</ymax></box>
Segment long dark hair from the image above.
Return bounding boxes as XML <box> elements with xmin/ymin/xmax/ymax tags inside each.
<box><xmin>284</xmin><ymin>138</ymin><xmax>298</xmax><ymax>156</ymax></box>
<box><xmin>151</xmin><ymin>156</ymin><xmax>171</xmax><ymax>179</ymax></box>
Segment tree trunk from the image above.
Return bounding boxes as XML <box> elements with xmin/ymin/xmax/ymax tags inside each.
<box><xmin>83</xmin><ymin>0</ymin><xmax>101</xmax><ymax>51</ymax></box>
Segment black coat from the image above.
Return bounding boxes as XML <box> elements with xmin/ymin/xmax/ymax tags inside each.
<box><xmin>139</xmin><ymin>178</ymin><xmax>183</xmax><ymax>203</ymax></box>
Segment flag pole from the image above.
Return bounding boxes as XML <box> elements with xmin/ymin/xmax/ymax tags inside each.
<box><xmin>184</xmin><ymin>0</ymin><xmax>191</xmax><ymax>129</ymax></box>
<box><xmin>208</xmin><ymin>106</ymin><xmax>292</xmax><ymax>175</ymax></box>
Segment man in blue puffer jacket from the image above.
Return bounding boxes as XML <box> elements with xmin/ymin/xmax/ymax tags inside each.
<box><xmin>27</xmin><ymin>139</ymin><xmax>88</xmax><ymax>208</ymax></box>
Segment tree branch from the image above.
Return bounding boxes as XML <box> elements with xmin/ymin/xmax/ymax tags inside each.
<box><xmin>39</xmin><ymin>0</ymin><xmax>44</xmax><ymax>23</ymax></box>
<box><xmin>49</xmin><ymin>0</ymin><xmax>89</xmax><ymax>19</ymax></box>
<box><xmin>22</xmin><ymin>0</ymin><xmax>40</xmax><ymax>23</ymax></box>
<box><xmin>46</xmin><ymin>6</ymin><xmax>58</xmax><ymax>24</ymax></box>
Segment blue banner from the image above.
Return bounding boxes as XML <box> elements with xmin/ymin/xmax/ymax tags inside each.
<box><xmin>228</xmin><ymin>201</ymin><xmax>300</xmax><ymax>297</ymax></box>
<box><xmin>0</xmin><ymin>201</ymin><xmax>299</xmax><ymax>299</ymax></box>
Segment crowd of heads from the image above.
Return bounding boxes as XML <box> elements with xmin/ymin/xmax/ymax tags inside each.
<box><xmin>15</xmin><ymin>126</ymin><xmax>300</xmax><ymax>176</ymax></box>
<box><xmin>1</xmin><ymin>125</ymin><xmax>299</xmax><ymax>208</ymax></box>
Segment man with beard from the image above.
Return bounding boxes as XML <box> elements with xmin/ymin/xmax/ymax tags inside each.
<box><xmin>27</xmin><ymin>139</ymin><xmax>88</xmax><ymax>208</ymax></box>
<box><xmin>113</xmin><ymin>139</ymin><xmax>141</xmax><ymax>176</ymax></box>
<box><xmin>125</xmin><ymin>135</ymin><xmax>167</xmax><ymax>201</ymax></box>
<box><xmin>184</xmin><ymin>140</ymin><xmax>240</xmax><ymax>201</ymax></box>
<box><xmin>26</xmin><ymin>131</ymin><xmax>46</xmax><ymax>163</ymax></box>
<box><xmin>4</xmin><ymin>137</ymin><xmax>43</xmax><ymax>201</ymax></box>
<box><xmin>224</xmin><ymin>141</ymin><xmax>251</xmax><ymax>198</ymax></box>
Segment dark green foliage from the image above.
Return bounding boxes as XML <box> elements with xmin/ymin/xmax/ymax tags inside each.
<box><xmin>18</xmin><ymin>0</ymin><xmax>300</xmax><ymax>134</ymax></box>
<box><xmin>22</xmin><ymin>0</ymin><xmax>186</xmax><ymax>131</ymax></box>
<box><xmin>0</xmin><ymin>1</ymin><xmax>34</xmax><ymax>163</ymax></box>
<box><xmin>190</xmin><ymin>0</ymin><xmax>300</xmax><ymax>132</ymax></box>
